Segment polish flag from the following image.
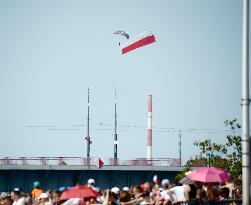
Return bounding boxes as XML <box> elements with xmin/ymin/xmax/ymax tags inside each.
<box><xmin>121</xmin><ymin>31</ymin><xmax>156</xmax><ymax>54</ymax></box>
<box><xmin>153</xmin><ymin>174</ymin><xmax>158</xmax><ymax>184</ymax></box>
<box><xmin>97</xmin><ymin>158</ymin><xmax>104</xmax><ymax>169</ymax></box>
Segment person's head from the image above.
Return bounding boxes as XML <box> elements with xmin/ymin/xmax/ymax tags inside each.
<box><xmin>225</xmin><ymin>179</ymin><xmax>233</xmax><ymax>185</ymax></box>
<box><xmin>122</xmin><ymin>187</ymin><xmax>129</xmax><ymax>192</ymax></box>
<box><xmin>188</xmin><ymin>184</ymin><xmax>197</xmax><ymax>200</ymax></box>
<box><xmin>0</xmin><ymin>196</ymin><xmax>13</xmax><ymax>205</ymax></box>
<box><xmin>39</xmin><ymin>193</ymin><xmax>49</xmax><ymax>203</ymax></box>
<box><xmin>33</xmin><ymin>181</ymin><xmax>41</xmax><ymax>189</ymax></box>
<box><xmin>119</xmin><ymin>190</ymin><xmax>131</xmax><ymax>202</ymax></box>
<box><xmin>111</xmin><ymin>187</ymin><xmax>120</xmax><ymax>196</ymax></box>
<box><xmin>110</xmin><ymin>192</ymin><xmax>118</xmax><ymax>201</ymax></box>
<box><xmin>161</xmin><ymin>179</ymin><xmax>170</xmax><ymax>189</ymax></box>
<box><xmin>47</xmin><ymin>190</ymin><xmax>53</xmax><ymax>200</ymax></box>
<box><xmin>196</xmin><ymin>182</ymin><xmax>203</xmax><ymax>189</ymax></box>
<box><xmin>24</xmin><ymin>197</ymin><xmax>32</xmax><ymax>205</ymax></box>
<box><xmin>52</xmin><ymin>190</ymin><xmax>61</xmax><ymax>203</ymax></box>
<box><xmin>11</xmin><ymin>188</ymin><xmax>22</xmax><ymax>201</ymax></box>
<box><xmin>87</xmin><ymin>179</ymin><xmax>95</xmax><ymax>188</ymax></box>
<box><xmin>0</xmin><ymin>193</ymin><xmax>8</xmax><ymax>200</ymax></box>
<box><xmin>143</xmin><ymin>182</ymin><xmax>153</xmax><ymax>193</ymax></box>
<box><xmin>220</xmin><ymin>187</ymin><xmax>230</xmax><ymax>199</ymax></box>
<box><xmin>132</xmin><ymin>185</ymin><xmax>142</xmax><ymax>198</ymax></box>
<box><xmin>197</xmin><ymin>189</ymin><xmax>206</xmax><ymax>199</ymax></box>
<box><xmin>153</xmin><ymin>183</ymin><xmax>159</xmax><ymax>192</ymax></box>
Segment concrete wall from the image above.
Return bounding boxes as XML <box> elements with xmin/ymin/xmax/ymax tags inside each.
<box><xmin>0</xmin><ymin>169</ymin><xmax>178</xmax><ymax>192</ymax></box>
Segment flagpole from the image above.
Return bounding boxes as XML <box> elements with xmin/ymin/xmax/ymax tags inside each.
<box><xmin>242</xmin><ymin>0</ymin><xmax>250</xmax><ymax>204</ymax></box>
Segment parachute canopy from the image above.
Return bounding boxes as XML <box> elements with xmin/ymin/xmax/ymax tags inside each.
<box><xmin>120</xmin><ymin>31</ymin><xmax>156</xmax><ymax>54</ymax></box>
<box><xmin>114</xmin><ymin>30</ymin><xmax>129</xmax><ymax>39</ymax></box>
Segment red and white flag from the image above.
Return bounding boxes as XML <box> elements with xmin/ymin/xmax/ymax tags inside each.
<box><xmin>153</xmin><ymin>174</ymin><xmax>158</xmax><ymax>184</ymax></box>
<box><xmin>121</xmin><ymin>31</ymin><xmax>156</xmax><ymax>54</ymax></box>
<box><xmin>97</xmin><ymin>158</ymin><xmax>104</xmax><ymax>169</ymax></box>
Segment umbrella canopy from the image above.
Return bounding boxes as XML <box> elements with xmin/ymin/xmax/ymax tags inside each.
<box><xmin>60</xmin><ymin>185</ymin><xmax>99</xmax><ymax>200</ymax></box>
<box><xmin>187</xmin><ymin>167</ymin><xmax>231</xmax><ymax>183</ymax></box>
<box><xmin>179</xmin><ymin>176</ymin><xmax>194</xmax><ymax>184</ymax></box>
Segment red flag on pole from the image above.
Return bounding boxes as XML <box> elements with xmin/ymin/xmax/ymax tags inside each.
<box><xmin>97</xmin><ymin>158</ymin><xmax>104</xmax><ymax>169</ymax></box>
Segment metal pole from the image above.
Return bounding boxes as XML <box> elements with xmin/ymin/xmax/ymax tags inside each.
<box><xmin>178</xmin><ymin>130</ymin><xmax>181</xmax><ymax>166</ymax></box>
<box><xmin>114</xmin><ymin>88</ymin><xmax>118</xmax><ymax>160</ymax></box>
<box><xmin>111</xmin><ymin>85</ymin><xmax>118</xmax><ymax>160</ymax></box>
<box><xmin>242</xmin><ymin>0</ymin><xmax>250</xmax><ymax>204</ymax></box>
<box><xmin>87</xmin><ymin>87</ymin><xmax>91</xmax><ymax>158</ymax></box>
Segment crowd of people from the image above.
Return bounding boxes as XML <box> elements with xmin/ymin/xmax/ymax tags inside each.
<box><xmin>0</xmin><ymin>178</ymin><xmax>242</xmax><ymax>205</ymax></box>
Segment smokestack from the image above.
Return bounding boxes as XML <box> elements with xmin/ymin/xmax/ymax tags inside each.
<box><xmin>147</xmin><ymin>95</ymin><xmax>152</xmax><ymax>160</ymax></box>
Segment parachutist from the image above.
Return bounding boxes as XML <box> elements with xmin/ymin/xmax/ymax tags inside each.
<box><xmin>114</xmin><ymin>30</ymin><xmax>129</xmax><ymax>39</ymax></box>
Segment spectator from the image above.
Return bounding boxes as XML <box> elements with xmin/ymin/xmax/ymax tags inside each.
<box><xmin>219</xmin><ymin>187</ymin><xmax>230</xmax><ymax>201</ymax></box>
<box><xmin>169</xmin><ymin>184</ymin><xmax>190</xmax><ymax>204</ymax></box>
<box><xmin>24</xmin><ymin>197</ymin><xmax>32</xmax><ymax>205</ymax></box>
<box><xmin>87</xmin><ymin>179</ymin><xmax>95</xmax><ymax>190</ymax></box>
<box><xmin>157</xmin><ymin>179</ymin><xmax>171</xmax><ymax>205</ymax></box>
<box><xmin>196</xmin><ymin>183</ymin><xmax>207</xmax><ymax>203</ymax></box>
<box><xmin>223</xmin><ymin>180</ymin><xmax>235</xmax><ymax>198</ymax></box>
<box><xmin>32</xmin><ymin>182</ymin><xmax>43</xmax><ymax>199</ymax></box>
<box><xmin>38</xmin><ymin>193</ymin><xmax>53</xmax><ymax>205</ymax></box>
<box><xmin>1</xmin><ymin>196</ymin><xmax>13</xmax><ymax>205</ymax></box>
<box><xmin>122</xmin><ymin>187</ymin><xmax>129</xmax><ymax>192</ymax></box>
<box><xmin>206</xmin><ymin>183</ymin><xmax>216</xmax><ymax>200</ymax></box>
<box><xmin>11</xmin><ymin>188</ymin><xmax>25</xmax><ymax>205</ymax></box>
<box><xmin>131</xmin><ymin>185</ymin><xmax>142</xmax><ymax>200</ymax></box>
<box><xmin>51</xmin><ymin>190</ymin><xmax>61</xmax><ymax>205</ymax></box>
<box><xmin>119</xmin><ymin>191</ymin><xmax>131</xmax><ymax>203</ymax></box>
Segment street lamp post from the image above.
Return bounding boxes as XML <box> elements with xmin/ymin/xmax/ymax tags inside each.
<box><xmin>242</xmin><ymin>0</ymin><xmax>250</xmax><ymax>204</ymax></box>
<box><xmin>86</xmin><ymin>86</ymin><xmax>91</xmax><ymax>159</ymax></box>
<box><xmin>111</xmin><ymin>85</ymin><xmax>118</xmax><ymax>164</ymax></box>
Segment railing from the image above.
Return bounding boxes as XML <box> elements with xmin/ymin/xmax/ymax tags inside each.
<box><xmin>0</xmin><ymin>157</ymin><xmax>180</xmax><ymax>166</ymax></box>
<box><xmin>184</xmin><ymin>199</ymin><xmax>242</xmax><ymax>205</ymax></box>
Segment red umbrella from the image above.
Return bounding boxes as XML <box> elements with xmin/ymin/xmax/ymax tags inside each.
<box><xmin>187</xmin><ymin>167</ymin><xmax>231</xmax><ymax>183</ymax></box>
<box><xmin>60</xmin><ymin>185</ymin><xmax>99</xmax><ymax>200</ymax></box>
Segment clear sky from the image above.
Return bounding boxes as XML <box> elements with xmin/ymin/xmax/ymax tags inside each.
<box><xmin>0</xmin><ymin>0</ymin><xmax>245</xmax><ymax>164</ymax></box>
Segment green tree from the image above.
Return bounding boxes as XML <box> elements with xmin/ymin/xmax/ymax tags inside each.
<box><xmin>176</xmin><ymin>119</ymin><xmax>242</xmax><ymax>180</ymax></box>
<box><xmin>174</xmin><ymin>167</ymin><xmax>191</xmax><ymax>182</ymax></box>
<box><xmin>224</xmin><ymin>119</ymin><xmax>241</xmax><ymax>179</ymax></box>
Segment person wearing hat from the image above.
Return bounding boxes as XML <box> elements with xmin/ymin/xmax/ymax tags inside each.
<box><xmin>87</xmin><ymin>179</ymin><xmax>95</xmax><ymax>189</ymax></box>
<box><xmin>111</xmin><ymin>187</ymin><xmax>120</xmax><ymax>196</ymax></box>
<box><xmin>38</xmin><ymin>193</ymin><xmax>52</xmax><ymax>205</ymax></box>
<box><xmin>122</xmin><ymin>187</ymin><xmax>129</xmax><ymax>192</ymax></box>
<box><xmin>11</xmin><ymin>188</ymin><xmax>25</xmax><ymax>205</ymax></box>
<box><xmin>159</xmin><ymin>179</ymin><xmax>171</xmax><ymax>205</ymax></box>
<box><xmin>31</xmin><ymin>181</ymin><xmax>43</xmax><ymax>199</ymax></box>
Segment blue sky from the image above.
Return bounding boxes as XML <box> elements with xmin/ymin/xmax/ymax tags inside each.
<box><xmin>0</xmin><ymin>0</ymin><xmax>244</xmax><ymax>164</ymax></box>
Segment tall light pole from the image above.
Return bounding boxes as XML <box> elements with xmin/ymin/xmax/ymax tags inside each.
<box><xmin>111</xmin><ymin>85</ymin><xmax>118</xmax><ymax>161</ymax></box>
<box><xmin>242</xmin><ymin>0</ymin><xmax>250</xmax><ymax>204</ymax></box>
<box><xmin>178</xmin><ymin>130</ymin><xmax>181</xmax><ymax>166</ymax></box>
<box><xmin>86</xmin><ymin>86</ymin><xmax>91</xmax><ymax>158</ymax></box>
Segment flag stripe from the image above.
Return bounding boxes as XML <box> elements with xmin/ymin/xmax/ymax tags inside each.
<box><xmin>122</xmin><ymin>35</ymin><xmax>156</xmax><ymax>54</ymax></box>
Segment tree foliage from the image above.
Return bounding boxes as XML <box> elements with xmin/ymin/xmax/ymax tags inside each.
<box><xmin>174</xmin><ymin>167</ymin><xmax>191</xmax><ymax>182</ymax></box>
<box><xmin>177</xmin><ymin>119</ymin><xmax>242</xmax><ymax>180</ymax></box>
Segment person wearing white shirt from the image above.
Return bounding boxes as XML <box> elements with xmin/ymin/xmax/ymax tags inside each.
<box><xmin>169</xmin><ymin>184</ymin><xmax>190</xmax><ymax>204</ymax></box>
<box><xmin>11</xmin><ymin>188</ymin><xmax>25</xmax><ymax>205</ymax></box>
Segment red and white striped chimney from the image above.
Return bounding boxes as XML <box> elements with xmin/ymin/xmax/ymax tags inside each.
<box><xmin>147</xmin><ymin>95</ymin><xmax>152</xmax><ymax>160</ymax></box>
